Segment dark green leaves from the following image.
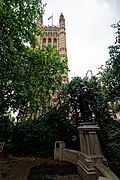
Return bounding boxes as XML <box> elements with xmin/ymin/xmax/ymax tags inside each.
<box><xmin>0</xmin><ymin>0</ymin><xmax>67</xmax><ymax>119</ymax></box>
<box><xmin>99</xmin><ymin>21</ymin><xmax>120</xmax><ymax>117</ymax></box>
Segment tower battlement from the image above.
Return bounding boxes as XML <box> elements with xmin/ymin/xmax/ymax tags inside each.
<box><xmin>42</xmin><ymin>25</ymin><xmax>59</xmax><ymax>30</ymax></box>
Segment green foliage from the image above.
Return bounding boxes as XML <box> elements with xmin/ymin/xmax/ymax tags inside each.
<box><xmin>58</xmin><ymin>76</ymin><xmax>111</xmax><ymax>126</ymax></box>
<box><xmin>99</xmin><ymin>21</ymin><xmax>120</xmax><ymax>116</ymax></box>
<box><xmin>10</xmin><ymin>108</ymin><xmax>73</xmax><ymax>157</ymax></box>
<box><xmin>106</xmin><ymin>128</ymin><xmax>120</xmax><ymax>161</ymax></box>
<box><xmin>0</xmin><ymin>115</ymin><xmax>14</xmax><ymax>141</ymax></box>
<box><xmin>58</xmin><ymin>75</ymin><xmax>119</xmax><ymax>157</ymax></box>
<box><xmin>0</xmin><ymin>0</ymin><xmax>43</xmax><ymax>115</ymax></box>
<box><xmin>102</xmin><ymin>119</ymin><xmax>120</xmax><ymax>178</ymax></box>
<box><xmin>1</xmin><ymin>1</ymin><xmax>119</xmax><ymax>171</ymax></box>
<box><xmin>58</xmin><ymin>77</ymin><xmax>84</xmax><ymax>127</ymax></box>
<box><xmin>0</xmin><ymin>0</ymin><xmax>67</xmax><ymax>119</ymax></box>
<box><xmin>41</xmin><ymin>107</ymin><xmax>74</xmax><ymax>148</ymax></box>
<box><xmin>17</xmin><ymin>46</ymin><xmax>68</xmax><ymax>119</ymax></box>
<box><xmin>11</xmin><ymin>120</ymin><xmax>46</xmax><ymax>156</ymax></box>
<box><xmin>96</xmin><ymin>22</ymin><xmax>120</xmax><ymax>163</ymax></box>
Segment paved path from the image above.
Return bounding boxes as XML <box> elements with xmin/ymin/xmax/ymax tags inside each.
<box><xmin>27</xmin><ymin>160</ymin><xmax>79</xmax><ymax>180</ymax></box>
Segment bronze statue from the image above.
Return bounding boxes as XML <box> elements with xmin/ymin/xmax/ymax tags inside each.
<box><xmin>79</xmin><ymin>86</ymin><xmax>92</xmax><ymax>122</ymax></box>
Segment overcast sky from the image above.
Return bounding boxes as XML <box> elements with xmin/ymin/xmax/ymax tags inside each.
<box><xmin>42</xmin><ymin>0</ymin><xmax>120</xmax><ymax>79</ymax></box>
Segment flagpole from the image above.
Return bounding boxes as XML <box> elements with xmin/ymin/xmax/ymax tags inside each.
<box><xmin>48</xmin><ymin>14</ymin><xmax>53</xmax><ymax>26</ymax></box>
<box><xmin>52</xmin><ymin>14</ymin><xmax>53</xmax><ymax>26</ymax></box>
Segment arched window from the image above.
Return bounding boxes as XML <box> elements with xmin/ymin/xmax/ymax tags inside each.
<box><xmin>48</xmin><ymin>38</ymin><xmax>52</xmax><ymax>45</ymax></box>
<box><xmin>53</xmin><ymin>38</ymin><xmax>57</xmax><ymax>47</ymax></box>
<box><xmin>42</xmin><ymin>38</ymin><xmax>46</xmax><ymax>47</ymax></box>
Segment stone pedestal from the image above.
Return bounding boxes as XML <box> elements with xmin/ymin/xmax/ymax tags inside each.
<box><xmin>77</xmin><ymin>123</ymin><xmax>108</xmax><ymax>180</ymax></box>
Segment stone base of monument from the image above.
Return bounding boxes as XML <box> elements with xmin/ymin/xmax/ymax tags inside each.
<box><xmin>77</xmin><ymin>122</ymin><xmax>108</xmax><ymax>180</ymax></box>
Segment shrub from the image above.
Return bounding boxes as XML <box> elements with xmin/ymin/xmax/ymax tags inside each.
<box><xmin>11</xmin><ymin>108</ymin><xmax>74</xmax><ymax>157</ymax></box>
<box><xmin>0</xmin><ymin>115</ymin><xmax>14</xmax><ymax>141</ymax></box>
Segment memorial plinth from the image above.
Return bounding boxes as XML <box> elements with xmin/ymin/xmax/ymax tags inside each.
<box><xmin>77</xmin><ymin>122</ymin><xmax>108</xmax><ymax>180</ymax></box>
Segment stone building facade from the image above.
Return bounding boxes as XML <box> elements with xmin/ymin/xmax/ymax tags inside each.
<box><xmin>37</xmin><ymin>13</ymin><xmax>68</xmax><ymax>84</ymax></box>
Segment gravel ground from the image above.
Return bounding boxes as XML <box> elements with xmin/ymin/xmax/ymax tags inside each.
<box><xmin>0</xmin><ymin>156</ymin><xmax>78</xmax><ymax>180</ymax></box>
<box><xmin>0</xmin><ymin>156</ymin><xmax>49</xmax><ymax>180</ymax></box>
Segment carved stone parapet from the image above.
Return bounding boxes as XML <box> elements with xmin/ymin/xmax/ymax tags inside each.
<box><xmin>54</xmin><ymin>141</ymin><xmax>65</xmax><ymax>161</ymax></box>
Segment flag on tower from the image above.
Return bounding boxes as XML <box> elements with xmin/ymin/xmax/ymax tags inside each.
<box><xmin>48</xmin><ymin>14</ymin><xmax>53</xmax><ymax>26</ymax></box>
<box><xmin>48</xmin><ymin>15</ymin><xmax>53</xmax><ymax>20</ymax></box>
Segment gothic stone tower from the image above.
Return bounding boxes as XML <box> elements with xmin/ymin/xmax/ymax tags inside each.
<box><xmin>37</xmin><ymin>13</ymin><xmax>68</xmax><ymax>84</ymax></box>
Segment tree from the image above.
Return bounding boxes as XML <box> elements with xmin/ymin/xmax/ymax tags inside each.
<box><xmin>0</xmin><ymin>0</ymin><xmax>68</xmax><ymax>119</ymax></box>
<box><xmin>57</xmin><ymin>75</ymin><xmax>113</xmax><ymax>150</ymax></box>
<box><xmin>9</xmin><ymin>107</ymin><xmax>74</xmax><ymax>157</ymax></box>
<box><xmin>17</xmin><ymin>46</ymin><xmax>68</xmax><ymax>120</ymax></box>
<box><xmin>97</xmin><ymin>22</ymin><xmax>120</xmax><ymax>168</ymax></box>
<box><xmin>99</xmin><ymin>21</ymin><xmax>120</xmax><ymax>117</ymax></box>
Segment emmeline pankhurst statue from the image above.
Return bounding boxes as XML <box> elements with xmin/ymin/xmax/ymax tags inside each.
<box><xmin>79</xmin><ymin>86</ymin><xmax>92</xmax><ymax>122</ymax></box>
